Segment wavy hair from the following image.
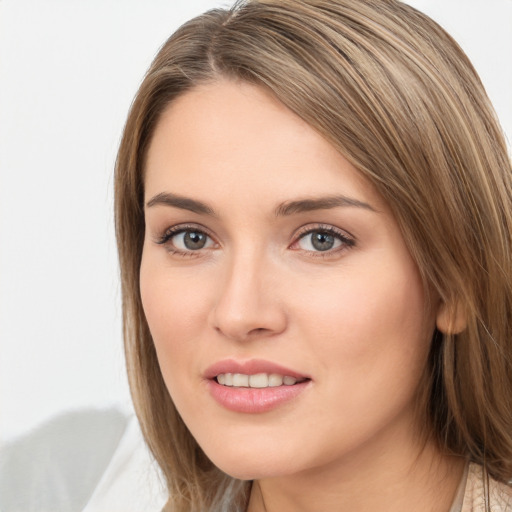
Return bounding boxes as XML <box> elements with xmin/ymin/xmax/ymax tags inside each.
<box><xmin>114</xmin><ymin>1</ymin><xmax>512</xmax><ymax>510</ymax></box>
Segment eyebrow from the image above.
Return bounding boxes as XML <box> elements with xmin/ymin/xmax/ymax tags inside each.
<box><xmin>146</xmin><ymin>192</ymin><xmax>216</xmax><ymax>216</ymax></box>
<box><xmin>145</xmin><ymin>192</ymin><xmax>376</xmax><ymax>216</ymax></box>
<box><xmin>274</xmin><ymin>195</ymin><xmax>376</xmax><ymax>216</ymax></box>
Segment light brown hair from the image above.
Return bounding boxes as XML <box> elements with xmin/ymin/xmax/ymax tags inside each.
<box><xmin>114</xmin><ymin>1</ymin><xmax>512</xmax><ymax>510</ymax></box>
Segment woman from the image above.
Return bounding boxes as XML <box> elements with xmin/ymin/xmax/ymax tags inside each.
<box><xmin>115</xmin><ymin>0</ymin><xmax>512</xmax><ymax>510</ymax></box>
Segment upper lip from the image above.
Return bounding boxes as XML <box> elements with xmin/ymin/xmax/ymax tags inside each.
<box><xmin>204</xmin><ymin>359</ymin><xmax>310</xmax><ymax>381</ymax></box>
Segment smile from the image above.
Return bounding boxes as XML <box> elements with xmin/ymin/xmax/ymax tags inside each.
<box><xmin>216</xmin><ymin>373</ymin><xmax>306</xmax><ymax>388</ymax></box>
<box><xmin>205</xmin><ymin>360</ymin><xmax>311</xmax><ymax>413</ymax></box>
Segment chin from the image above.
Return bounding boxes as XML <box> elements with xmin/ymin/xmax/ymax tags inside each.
<box><xmin>200</xmin><ymin>439</ymin><xmax>308</xmax><ymax>481</ymax></box>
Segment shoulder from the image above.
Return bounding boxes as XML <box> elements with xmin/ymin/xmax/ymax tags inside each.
<box><xmin>462</xmin><ymin>462</ymin><xmax>512</xmax><ymax>512</ymax></box>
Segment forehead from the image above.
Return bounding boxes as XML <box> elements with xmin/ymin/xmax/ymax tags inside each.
<box><xmin>144</xmin><ymin>79</ymin><xmax>384</xmax><ymax>212</ymax></box>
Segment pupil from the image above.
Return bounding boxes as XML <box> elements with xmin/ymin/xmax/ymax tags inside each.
<box><xmin>184</xmin><ymin>231</ymin><xmax>206</xmax><ymax>250</ymax></box>
<box><xmin>312</xmin><ymin>232</ymin><xmax>334</xmax><ymax>251</ymax></box>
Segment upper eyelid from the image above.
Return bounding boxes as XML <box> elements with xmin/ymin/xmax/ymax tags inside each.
<box><xmin>155</xmin><ymin>223</ymin><xmax>216</xmax><ymax>245</ymax></box>
<box><xmin>293</xmin><ymin>223</ymin><xmax>355</xmax><ymax>241</ymax></box>
<box><xmin>163</xmin><ymin>223</ymin><xmax>213</xmax><ymax>236</ymax></box>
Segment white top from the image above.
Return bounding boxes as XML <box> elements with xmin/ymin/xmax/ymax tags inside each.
<box><xmin>83</xmin><ymin>416</ymin><xmax>167</xmax><ymax>512</ymax></box>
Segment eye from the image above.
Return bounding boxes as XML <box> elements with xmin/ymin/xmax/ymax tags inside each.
<box><xmin>157</xmin><ymin>226</ymin><xmax>216</xmax><ymax>254</ymax></box>
<box><xmin>173</xmin><ymin>230</ymin><xmax>213</xmax><ymax>250</ymax></box>
<box><xmin>292</xmin><ymin>226</ymin><xmax>355</xmax><ymax>254</ymax></box>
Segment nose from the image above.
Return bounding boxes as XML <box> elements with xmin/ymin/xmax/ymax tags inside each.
<box><xmin>209</xmin><ymin>251</ymin><xmax>287</xmax><ymax>342</ymax></box>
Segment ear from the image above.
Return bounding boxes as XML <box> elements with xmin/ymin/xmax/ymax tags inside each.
<box><xmin>436</xmin><ymin>300</ymin><xmax>467</xmax><ymax>334</ymax></box>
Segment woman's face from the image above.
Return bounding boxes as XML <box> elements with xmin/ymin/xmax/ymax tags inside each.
<box><xmin>140</xmin><ymin>80</ymin><xmax>438</xmax><ymax>480</ymax></box>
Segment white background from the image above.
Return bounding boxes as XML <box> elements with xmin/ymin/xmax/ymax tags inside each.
<box><xmin>1</xmin><ymin>0</ymin><xmax>511</xmax><ymax>444</ymax></box>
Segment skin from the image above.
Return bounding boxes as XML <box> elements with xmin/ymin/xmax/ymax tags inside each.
<box><xmin>140</xmin><ymin>80</ymin><xmax>464</xmax><ymax>512</ymax></box>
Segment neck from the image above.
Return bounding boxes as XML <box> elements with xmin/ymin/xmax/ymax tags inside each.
<box><xmin>247</xmin><ymin>434</ymin><xmax>465</xmax><ymax>512</ymax></box>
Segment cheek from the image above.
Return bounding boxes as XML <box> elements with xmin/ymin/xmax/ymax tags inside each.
<box><xmin>140</xmin><ymin>246</ymin><xmax>210</xmax><ymax>332</ymax></box>
<box><xmin>291</xmin><ymin>259</ymin><xmax>432</xmax><ymax>387</ymax></box>
<box><xmin>281</xmin><ymin>264</ymin><xmax>433</xmax><ymax>461</ymax></box>
<box><xmin>139</xmin><ymin>252</ymin><xmax>210</xmax><ymax>380</ymax></box>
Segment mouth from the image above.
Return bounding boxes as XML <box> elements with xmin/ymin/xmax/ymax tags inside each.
<box><xmin>204</xmin><ymin>359</ymin><xmax>311</xmax><ymax>413</ymax></box>
<box><xmin>215</xmin><ymin>372</ymin><xmax>309</xmax><ymax>388</ymax></box>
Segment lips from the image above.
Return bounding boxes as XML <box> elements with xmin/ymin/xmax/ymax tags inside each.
<box><xmin>204</xmin><ymin>359</ymin><xmax>311</xmax><ymax>413</ymax></box>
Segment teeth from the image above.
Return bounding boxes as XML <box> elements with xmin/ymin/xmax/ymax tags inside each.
<box><xmin>232</xmin><ymin>374</ymin><xmax>249</xmax><ymax>387</ymax></box>
<box><xmin>268</xmin><ymin>374</ymin><xmax>284</xmax><ymax>387</ymax></box>
<box><xmin>249</xmin><ymin>373</ymin><xmax>268</xmax><ymax>388</ymax></box>
<box><xmin>283</xmin><ymin>376</ymin><xmax>297</xmax><ymax>386</ymax></box>
<box><xmin>216</xmin><ymin>373</ymin><xmax>302</xmax><ymax>388</ymax></box>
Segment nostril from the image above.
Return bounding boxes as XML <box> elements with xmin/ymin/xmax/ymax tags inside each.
<box><xmin>250</xmin><ymin>327</ymin><xmax>268</xmax><ymax>335</ymax></box>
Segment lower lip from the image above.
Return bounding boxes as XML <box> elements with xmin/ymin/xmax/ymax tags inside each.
<box><xmin>206</xmin><ymin>379</ymin><xmax>310</xmax><ymax>413</ymax></box>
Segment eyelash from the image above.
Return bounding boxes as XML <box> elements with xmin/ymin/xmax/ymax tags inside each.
<box><xmin>291</xmin><ymin>224</ymin><xmax>356</xmax><ymax>257</ymax></box>
<box><xmin>155</xmin><ymin>223</ymin><xmax>356</xmax><ymax>258</ymax></box>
